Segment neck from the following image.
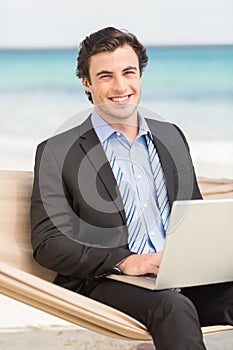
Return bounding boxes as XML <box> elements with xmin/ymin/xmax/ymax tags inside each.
<box><xmin>110</xmin><ymin>121</ymin><xmax>139</xmax><ymax>143</ymax></box>
<box><xmin>100</xmin><ymin>111</ymin><xmax>139</xmax><ymax>143</ymax></box>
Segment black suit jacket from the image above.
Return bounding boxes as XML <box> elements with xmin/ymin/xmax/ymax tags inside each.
<box><xmin>30</xmin><ymin>116</ymin><xmax>202</xmax><ymax>292</ymax></box>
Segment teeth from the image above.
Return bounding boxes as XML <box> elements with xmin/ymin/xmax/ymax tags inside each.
<box><xmin>112</xmin><ymin>96</ymin><xmax>129</xmax><ymax>102</ymax></box>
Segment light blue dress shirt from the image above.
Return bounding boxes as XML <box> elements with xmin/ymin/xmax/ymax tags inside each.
<box><xmin>91</xmin><ymin>110</ymin><xmax>166</xmax><ymax>253</ymax></box>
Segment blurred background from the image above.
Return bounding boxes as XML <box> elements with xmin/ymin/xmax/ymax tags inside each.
<box><xmin>1</xmin><ymin>0</ymin><xmax>233</xmax><ymax>178</ymax></box>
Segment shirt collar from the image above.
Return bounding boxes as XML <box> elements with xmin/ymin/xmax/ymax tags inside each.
<box><xmin>91</xmin><ymin>110</ymin><xmax>116</xmax><ymax>144</ymax></box>
<box><xmin>91</xmin><ymin>109</ymin><xmax>152</xmax><ymax>144</ymax></box>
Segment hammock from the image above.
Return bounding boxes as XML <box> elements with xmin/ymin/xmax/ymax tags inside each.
<box><xmin>1</xmin><ymin>170</ymin><xmax>232</xmax><ymax>340</ymax></box>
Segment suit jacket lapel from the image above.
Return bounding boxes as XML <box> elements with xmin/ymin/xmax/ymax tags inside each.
<box><xmin>77</xmin><ymin>116</ymin><xmax>126</xmax><ymax>223</ymax></box>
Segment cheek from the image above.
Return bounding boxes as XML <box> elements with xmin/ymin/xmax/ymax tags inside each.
<box><xmin>132</xmin><ymin>82</ymin><xmax>141</xmax><ymax>94</ymax></box>
<box><xmin>92</xmin><ymin>84</ymin><xmax>107</xmax><ymax>97</ymax></box>
<box><xmin>90</xmin><ymin>87</ymin><xmax>105</xmax><ymax>104</ymax></box>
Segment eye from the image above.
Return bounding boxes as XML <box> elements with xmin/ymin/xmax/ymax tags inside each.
<box><xmin>124</xmin><ymin>70</ymin><xmax>136</xmax><ymax>76</ymax></box>
<box><xmin>99</xmin><ymin>74</ymin><xmax>112</xmax><ymax>79</ymax></box>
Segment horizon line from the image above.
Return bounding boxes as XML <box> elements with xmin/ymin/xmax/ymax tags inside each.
<box><xmin>0</xmin><ymin>42</ymin><xmax>233</xmax><ymax>51</ymax></box>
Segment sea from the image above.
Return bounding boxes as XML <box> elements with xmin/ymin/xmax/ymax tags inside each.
<box><xmin>0</xmin><ymin>45</ymin><xmax>233</xmax><ymax>178</ymax></box>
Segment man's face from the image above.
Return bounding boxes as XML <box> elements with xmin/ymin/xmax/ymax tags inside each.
<box><xmin>82</xmin><ymin>45</ymin><xmax>142</xmax><ymax>123</ymax></box>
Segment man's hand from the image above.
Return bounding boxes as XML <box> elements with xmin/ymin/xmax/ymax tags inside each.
<box><xmin>117</xmin><ymin>253</ymin><xmax>162</xmax><ymax>276</ymax></box>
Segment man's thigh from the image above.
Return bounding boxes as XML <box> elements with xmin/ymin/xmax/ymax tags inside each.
<box><xmin>181</xmin><ymin>282</ymin><xmax>233</xmax><ymax>326</ymax></box>
<box><xmin>86</xmin><ymin>279</ymin><xmax>206</xmax><ymax>349</ymax></box>
<box><xmin>86</xmin><ymin>278</ymin><xmax>195</xmax><ymax>325</ymax></box>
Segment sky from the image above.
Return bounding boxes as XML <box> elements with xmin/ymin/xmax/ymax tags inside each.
<box><xmin>1</xmin><ymin>0</ymin><xmax>233</xmax><ymax>48</ymax></box>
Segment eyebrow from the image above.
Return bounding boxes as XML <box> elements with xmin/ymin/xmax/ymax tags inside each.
<box><xmin>123</xmin><ymin>66</ymin><xmax>138</xmax><ymax>72</ymax></box>
<box><xmin>96</xmin><ymin>66</ymin><xmax>138</xmax><ymax>77</ymax></box>
<box><xmin>96</xmin><ymin>70</ymin><xmax>112</xmax><ymax>77</ymax></box>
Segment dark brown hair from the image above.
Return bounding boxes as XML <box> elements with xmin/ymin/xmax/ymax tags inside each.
<box><xmin>76</xmin><ymin>27</ymin><xmax>148</xmax><ymax>102</ymax></box>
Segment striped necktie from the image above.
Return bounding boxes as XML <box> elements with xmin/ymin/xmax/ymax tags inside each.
<box><xmin>102</xmin><ymin>133</ymin><xmax>170</xmax><ymax>253</ymax></box>
<box><xmin>102</xmin><ymin>139</ymin><xmax>147</xmax><ymax>253</ymax></box>
<box><xmin>145</xmin><ymin>134</ymin><xmax>170</xmax><ymax>232</ymax></box>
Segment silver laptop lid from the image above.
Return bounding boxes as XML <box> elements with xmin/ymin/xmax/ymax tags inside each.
<box><xmin>156</xmin><ymin>199</ymin><xmax>233</xmax><ymax>289</ymax></box>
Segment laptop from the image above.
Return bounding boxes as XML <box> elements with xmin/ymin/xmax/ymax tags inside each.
<box><xmin>107</xmin><ymin>199</ymin><xmax>233</xmax><ymax>290</ymax></box>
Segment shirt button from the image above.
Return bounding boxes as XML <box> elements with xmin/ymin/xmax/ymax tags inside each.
<box><xmin>143</xmin><ymin>203</ymin><xmax>148</xmax><ymax>208</ymax></box>
<box><xmin>137</xmin><ymin>174</ymin><xmax>142</xmax><ymax>180</ymax></box>
<box><xmin>151</xmin><ymin>231</ymin><xmax>155</xmax><ymax>236</ymax></box>
<box><xmin>116</xmin><ymin>132</ymin><xmax>121</xmax><ymax>137</ymax></box>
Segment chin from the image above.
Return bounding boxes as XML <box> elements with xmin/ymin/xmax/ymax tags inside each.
<box><xmin>100</xmin><ymin>103</ymin><xmax>138</xmax><ymax>121</ymax></box>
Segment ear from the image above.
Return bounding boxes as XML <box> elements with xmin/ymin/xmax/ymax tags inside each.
<box><xmin>82</xmin><ymin>77</ymin><xmax>91</xmax><ymax>92</ymax></box>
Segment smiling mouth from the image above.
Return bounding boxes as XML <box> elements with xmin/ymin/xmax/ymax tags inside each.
<box><xmin>109</xmin><ymin>94</ymin><xmax>133</xmax><ymax>103</ymax></box>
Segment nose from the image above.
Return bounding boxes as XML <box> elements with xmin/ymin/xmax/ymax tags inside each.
<box><xmin>112</xmin><ymin>75</ymin><xmax>126</xmax><ymax>94</ymax></box>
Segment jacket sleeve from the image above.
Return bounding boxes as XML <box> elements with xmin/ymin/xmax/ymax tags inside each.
<box><xmin>30</xmin><ymin>142</ymin><xmax>132</xmax><ymax>280</ymax></box>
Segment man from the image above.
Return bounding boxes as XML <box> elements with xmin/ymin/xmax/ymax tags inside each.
<box><xmin>31</xmin><ymin>27</ymin><xmax>232</xmax><ymax>350</ymax></box>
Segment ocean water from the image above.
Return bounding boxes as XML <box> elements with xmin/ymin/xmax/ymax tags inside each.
<box><xmin>0</xmin><ymin>46</ymin><xmax>233</xmax><ymax>177</ymax></box>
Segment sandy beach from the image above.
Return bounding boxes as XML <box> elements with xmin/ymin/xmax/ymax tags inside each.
<box><xmin>1</xmin><ymin>326</ymin><xmax>233</xmax><ymax>350</ymax></box>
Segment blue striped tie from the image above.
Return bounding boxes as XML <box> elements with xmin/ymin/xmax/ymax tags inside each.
<box><xmin>145</xmin><ymin>134</ymin><xmax>170</xmax><ymax>232</ymax></box>
<box><xmin>102</xmin><ymin>134</ymin><xmax>170</xmax><ymax>253</ymax></box>
<box><xmin>102</xmin><ymin>139</ymin><xmax>149</xmax><ymax>253</ymax></box>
